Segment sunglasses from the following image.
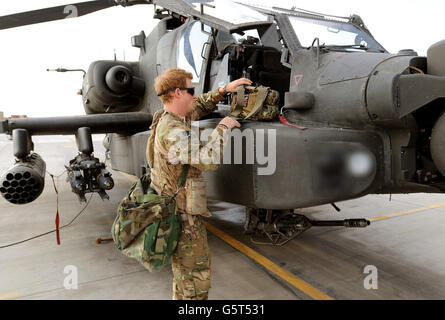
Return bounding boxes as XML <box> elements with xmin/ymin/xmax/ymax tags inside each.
<box><xmin>157</xmin><ymin>87</ymin><xmax>195</xmax><ymax>96</ymax></box>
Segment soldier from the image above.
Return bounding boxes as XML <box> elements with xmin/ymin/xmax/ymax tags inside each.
<box><xmin>146</xmin><ymin>68</ymin><xmax>252</xmax><ymax>300</ymax></box>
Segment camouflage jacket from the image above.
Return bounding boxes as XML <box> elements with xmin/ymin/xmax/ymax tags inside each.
<box><xmin>146</xmin><ymin>88</ymin><xmax>229</xmax><ymax>216</ymax></box>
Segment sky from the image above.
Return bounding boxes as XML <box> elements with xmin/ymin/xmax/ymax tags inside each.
<box><xmin>0</xmin><ymin>0</ymin><xmax>444</xmax><ymax>117</ymax></box>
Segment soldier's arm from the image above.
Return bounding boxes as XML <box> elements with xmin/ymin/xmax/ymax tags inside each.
<box><xmin>189</xmin><ymin>88</ymin><xmax>225</xmax><ymax>121</ymax></box>
<box><xmin>190</xmin><ymin>78</ymin><xmax>253</xmax><ymax>121</ymax></box>
<box><xmin>159</xmin><ymin>119</ymin><xmax>229</xmax><ymax>171</ymax></box>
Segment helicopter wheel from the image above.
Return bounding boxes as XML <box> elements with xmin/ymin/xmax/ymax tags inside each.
<box><xmin>244</xmin><ymin>207</ymin><xmax>312</xmax><ymax>246</ymax></box>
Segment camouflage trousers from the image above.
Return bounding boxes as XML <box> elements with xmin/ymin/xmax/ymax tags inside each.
<box><xmin>172</xmin><ymin>215</ymin><xmax>210</xmax><ymax>300</ymax></box>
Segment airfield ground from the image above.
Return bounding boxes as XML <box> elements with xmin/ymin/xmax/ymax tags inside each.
<box><xmin>1</xmin><ymin>135</ymin><xmax>445</xmax><ymax>300</ymax></box>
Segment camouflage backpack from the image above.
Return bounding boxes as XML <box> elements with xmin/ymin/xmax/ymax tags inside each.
<box><xmin>111</xmin><ymin>165</ymin><xmax>189</xmax><ymax>272</ymax></box>
<box><xmin>230</xmin><ymin>85</ymin><xmax>279</xmax><ymax>121</ymax></box>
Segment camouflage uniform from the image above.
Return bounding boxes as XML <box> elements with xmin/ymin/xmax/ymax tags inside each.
<box><xmin>146</xmin><ymin>88</ymin><xmax>228</xmax><ymax>300</ymax></box>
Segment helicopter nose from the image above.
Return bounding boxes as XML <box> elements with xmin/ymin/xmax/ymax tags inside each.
<box><xmin>427</xmin><ymin>39</ymin><xmax>445</xmax><ymax>76</ymax></box>
<box><xmin>430</xmin><ymin>112</ymin><xmax>445</xmax><ymax>178</ymax></box>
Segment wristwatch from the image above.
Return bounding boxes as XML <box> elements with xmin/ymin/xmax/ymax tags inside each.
<box><xmin>217</xmin><ymin>123</ymin><xmax>229</xmax><ymax>130</ymax></box>
<box><xmin>219</xmin><ymin>85</ymin><xmax>228</xmax><ymax>97</ymax></box>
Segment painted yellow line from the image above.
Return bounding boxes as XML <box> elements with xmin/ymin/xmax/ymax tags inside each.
<box><xmin>370</xmin><ymin>202</ymin><xmax>445</xmax><ymax>222</ymax></box>
<box><xmin>0</xmin><ymin>292</ymin><xmax>20</xmax><ymax>300</ymax></box>
<box><xmin>115</xmin><ymin>168</ymin><xmax>333</xmax><ymax>300</ymax></box>
<box><xmin>202</xmin><ymin>221</ymin><xmax>334</xmax><ymax>300</ymax></box>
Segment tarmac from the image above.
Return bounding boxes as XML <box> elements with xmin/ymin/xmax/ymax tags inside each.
<box><xmin>1</xmin><ymin>134</ymin><xmax>445</xmax><ymax>300</ymax></box>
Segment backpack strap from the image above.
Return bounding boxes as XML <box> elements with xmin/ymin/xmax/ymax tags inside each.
<box><xmin>153</xmin><ymin>111</ymin><xmax>183</xmax><ymax>165</ymax></box>
<box><xmin>147</xmin><ymin>110</ymin><xmax>166</xmax><ymax>168</ymax></box>
<box><xmin>154</xmin><ymin>133</ymin><xmax>170</xmax><ymax>159</ymax></box>
<box><xmin>174</xmin><ymin>164</ymin><xmax>191</xmax><ymax>234</ymax></box>
<box><xmin>177</xmin><ymin>164</ymin><xmax>194</xmax><ymax>238</ymax></box>
<box><xmin>245</xmin><ymin>86</ymin><xmax>269</xmax><ymax>119</ymax></box>
<box><xmin>231</xmin><ymin>85</ymin><xmax>246</xmax><ymax>117</ymax></box>
<box><xmin>151</xmin><ymin>110</ymin><xmax>190</xmax><ymax>199</ymax></box>
<box><xmin>177</xmin><ymin>164</ymin><xmax>189</xmax><ymax>189</ymax></box>
<box><xmin>136</xmin><ymin>164</ymin><xmax>188</xmax><ymax>204</ymax></box>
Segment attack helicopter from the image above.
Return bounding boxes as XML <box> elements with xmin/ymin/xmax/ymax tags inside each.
<box><xmin>2</xmin><ymin>0</ymin><xmax>445</xmax><ymax>245</ymax></box>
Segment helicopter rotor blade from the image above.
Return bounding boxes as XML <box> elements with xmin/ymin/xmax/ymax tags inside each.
<box><xmin>0</xmin><ymin>0</ymin><xmax>126</xmax><ymax>30</ymax></box>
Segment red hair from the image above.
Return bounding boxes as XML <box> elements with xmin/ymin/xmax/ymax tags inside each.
<box><xmin>154</xmin><ymin>68</ymin><xmax>193</xmax><ymax>104</ymax></box>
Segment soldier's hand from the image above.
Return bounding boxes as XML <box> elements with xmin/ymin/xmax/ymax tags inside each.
<box><xmin>218</xmin><ymin>117</ymin><xmax>241</xmax><ymax>130</ymax></box>
<box><xmin>224</xmin><ymin>78</ymin><xmax>252</xmax><ymax>93</ymax></box>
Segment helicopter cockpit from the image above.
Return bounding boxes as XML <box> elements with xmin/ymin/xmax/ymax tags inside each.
<box><xmin>286</xmin><ymin>14</ymin><xmax>386</xmax><ymax>52</ymax></box>
<box><xmin>222</xmin><ymin>33</ymin><xmax>289</xmax><ymax>107</ymax></box>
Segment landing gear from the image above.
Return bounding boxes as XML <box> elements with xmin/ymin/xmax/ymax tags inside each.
<box><xmin>244</xmin><ymin>207</ymin><xmax>370</xmax><ymax>246</ymax></box>
<box><xmin>244</xmin><ymin>208</ymin><xmax>311</xmax><ymax>246</ymax></box>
